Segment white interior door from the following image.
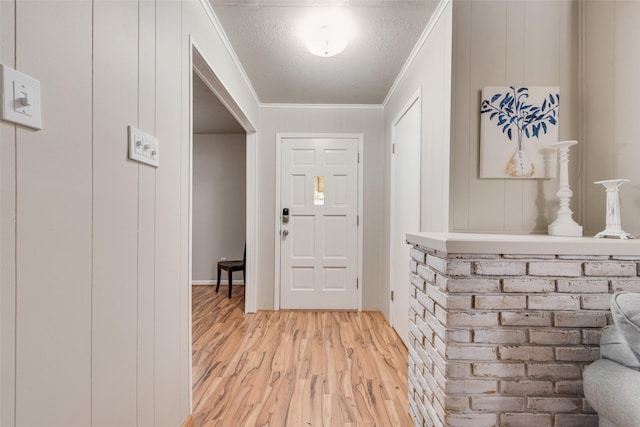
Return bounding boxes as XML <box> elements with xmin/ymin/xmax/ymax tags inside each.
<box><xmin>391</xmin><ymin>97</ymin><xmax>421</xmax><ymax>347</ymax></box>
<box><xmin>280</xmin><ymin>137</ymin><xmax>359</xmax><ymax>310</ymax></box>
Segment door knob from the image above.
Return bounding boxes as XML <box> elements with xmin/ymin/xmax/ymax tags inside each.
<box><xmin>282</xmin><ymin>229</ymin><xmax>289</xmax><ymax>237</ymax></box>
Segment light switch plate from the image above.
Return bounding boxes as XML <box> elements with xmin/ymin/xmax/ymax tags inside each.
<box><xmin>0</xmin><ymin>64</ymin><xmax>42</xmax><ymax>130</ymax></box>
<box><xmin>128</xmin><ymin>125</ymin><xmax>159</xmax><ymax>167</ymax></box>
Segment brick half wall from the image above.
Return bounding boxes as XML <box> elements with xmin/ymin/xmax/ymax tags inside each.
<box><xmin>407</xmin><ymin>247</ymin><xmax>640</xmax><ymax>427</ymax></box>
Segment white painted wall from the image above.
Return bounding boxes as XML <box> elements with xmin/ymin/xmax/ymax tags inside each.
<box><xmin>192</xmin><ymin>134</ymin><xmax>246</xmax><ymax>282</ymax></box>
<box><xmin>0</xmin><ymin>1</ymin><xmax>258</xmax><ymax>426</ymax></box>
<box><xmin>582</xmin><ymin>0</ymin><xmax>640</xmax><ymax>237</ymax></box>
<box><xmin>257</xmin><ymin>106</ymin><xmax>385</xmax><ymax>311</ymax></box>
<box><xmin>449</xmin><ymin>0</ymin><xmax>581</xmax><ymax>234</ymax></box>
<box><xmin>382</xmin><ymin>1</ymin><xmax>453</xmax><ymax>321</ymax></box>
<box><xmin>0</xmin><ymin>0</ymin><xmax>615</xmax><ymax>425</ymax></box>
<box><xmin>0</xmin><ymin>0</ymin><xmax>15</xmax><ymax>417</ymax></box>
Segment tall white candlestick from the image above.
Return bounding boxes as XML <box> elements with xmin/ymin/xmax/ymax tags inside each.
<box><xmin>548</xmin><ymin>140</ymin><xmax>583</xmax><ymax>237</ymax></box>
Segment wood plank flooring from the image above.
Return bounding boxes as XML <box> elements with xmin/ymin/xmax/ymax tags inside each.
<box><xmin>190</xmin><ymin>285</ymin><xmax>412</xmax><ymax>427</ymax></box>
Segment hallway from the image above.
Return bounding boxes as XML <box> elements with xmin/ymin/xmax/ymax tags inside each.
<box><xmin>190</xmin><ymin>285</ymin><xmax>411</xmax><ymax>426</ymax></box>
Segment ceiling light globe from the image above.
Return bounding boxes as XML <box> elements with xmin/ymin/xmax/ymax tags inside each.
<box><xmin>305</xmin><ymin>25</ymin><xmax>348</xmax><ymax>57</ymax></box>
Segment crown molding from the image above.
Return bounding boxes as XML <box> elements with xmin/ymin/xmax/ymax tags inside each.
<box><xmin>382</xmin><ymin>0</ymin><xmax>451</xmax><ymax>107</ymax></box>
<box><xmin>260</xmin><ymin>103</ymin><xmax>383</xmax><ymax>109</ymax></box>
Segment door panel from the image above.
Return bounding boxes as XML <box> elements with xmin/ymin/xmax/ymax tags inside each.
<box><xmin>291</xmin><ymin>216</ymin><xmax>314</xmax><ymax>258</ymax></box>
<box><xmin>280</xmin><ymin>137</ymin><xmax>358</xmax><ymax>310</ymax></box>
<box><xmin>291</xmin><ymin>175</ymin><xmax>307</xmax><ymax>207</ymax></box>
<box><xmin>332</xmin><ymin>175</ymin><xmax>348</xmax><ymax>206</ymax></box>
<box><xmin>291</xmin><ymin>267</ymin><xmax>314</xmax><ymax>290</ymax></box>
<box><xmin>324</xmin><ymin>216</ymin><xmax>347</xmax><ymax>257</ymax></box>
<box><xmin>323</xmin><ymin>268</ymin><xmax>347</xmax><ymax>290</ymax></box>
<box><xmin>324</xmin><ymin>149</ymin><xmax>347</xmax><ymax>165</ymax></box>
<box><xmin>292</xmin><ymin>149</ymin><xmax>315</xmax><ymax>165</ymax></box>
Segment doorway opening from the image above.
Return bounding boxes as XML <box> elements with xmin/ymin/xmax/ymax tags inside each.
<box><xmin>191</xmin><ymin>70</ymin><xmax>246</xmax><ymax>299</ymax></box>
<box><xmin>188</xmin><ymin>42</ymin><xmax>257</xmax><ymax>412</ymax></box>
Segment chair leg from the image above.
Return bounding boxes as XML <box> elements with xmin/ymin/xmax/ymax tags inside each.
<box><xmin>216</xmin><ymin>266</ymin><xmax>221</xmax><ymax>292</ymax></box>
<box><xmin>228</xmin><ymin>271</ymin><xmax>233</xmax><ymax>298</ymax></box>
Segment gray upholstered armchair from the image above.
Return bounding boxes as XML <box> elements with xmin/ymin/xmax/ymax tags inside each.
<box><xmin>584</xmin><ymin>292</ymin><xmax>640</xmax><ymax>427</ymax></box>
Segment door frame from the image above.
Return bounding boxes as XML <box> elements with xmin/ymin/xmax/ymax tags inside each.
<box><xmin>389</xmin><ymin>87</ymin><xmax>422</xmax><ymax>331</ymax></box>
<box><xmin>274</xmin><ymin>133</ymin><xmax>364</xmax><ymax>311</ymax></box>
<box><xmin>190</xmin><ymin>41</ymin><xmax>258</xmax><ymax>315</ymax></box>
<box><xmin>187</xmin><ymin>36</ymin><xmax>258</xmax><ymax>415</ymax></box>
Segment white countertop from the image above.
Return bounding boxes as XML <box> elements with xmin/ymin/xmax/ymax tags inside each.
<box><xmin>406</xmin><ymin>232</ymin><xmax>640</xmax><ymax>256</ymax></box>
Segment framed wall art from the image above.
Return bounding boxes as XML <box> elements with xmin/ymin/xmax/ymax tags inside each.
<box><xmin>480</xmin><ymin>86</ymin><xmax>560</xmax><ymax>179</ymax></box>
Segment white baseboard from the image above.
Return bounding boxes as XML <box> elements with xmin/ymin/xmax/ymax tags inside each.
<box><xmin>192</xmin><ymin>280</ymin><xmax>245</xmax><ymax>286</ymax></box>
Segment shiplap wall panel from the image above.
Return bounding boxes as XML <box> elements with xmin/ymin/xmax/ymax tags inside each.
<box><xmin>257</xmin><ymin>106</ymin><xmax>384</xmax><ymax>311</ymax></box>
<box><xmin>505</xmin><ymin>1</ymin><xmax>525</xmax><ymax>84</ymax></box>
<box><xmin>92</xmin><ymin>2</ymin><xmax>140</xmax><ymax>426</ymax></box>
<box><xmin>1</xmin><ymin>0</ymin><xmax>260</xmax><ymax>425</ymax></box>
<box><xmin>583</xmin><ymin>0</ymin><xmax>640</xmax><ymax>237</ymax></box>
<box><xmin>583</xmin><ymin>2</ymin><xmax>615</xmax><ymax>236</ymax></box>
<box><xmin>155</xmin><ymin>1</ymin><xmax>183</xmax><ymax>425</ymax></box>
<box><xmin>361</xmin><ymin>111</ymin><xmax>384</xmax><ymax>311</ymax></box>
<box><xmin>0</xmin><ymin>127</ymin><xmax>16</xmax><ymax>427</ymax></box>
<box><xmin>179</xmin><ymin>42</ymin><xmax>192</xmax><ymax>424</ymax></box>
<box><xmin>612</xmin><ymin>1</ymin><xmax>640</xmax><ymax>237</ymax></box>
<box><xmin>307</xmin><ymin>108</ymin><xmax>329</xmax><ymax>132</ymax></box>
<box><xmin>525</xmin><ymin>1</ymin><xmax>562</xmax><ymax>82</ymax></box>
<box><xmin>281</xmin><ymin>109</ymin><xmax>311</xmax><ymax>132</ymax></box>
<box><xmin>503</xmin><ymin>0</ymin><xmax>526</xmax><ymax>231</ymax></box>
<box><xmin>561</xmin><ymin>2</ymin><xmax>582</xmax><ymax>217</ymax></box>
<box><xmin>337</xmin><ymin>109</ymin><xmax>362</xmax><ymax>132</ymax></box>
<box><xmin>138</xmin><ymin>1</ymin><xmax>158</xmax><ymax>426</ymax></box>
<box><xmin>519</xmin><ymin>0</ymin><xmax>568</xmax><ymax>233</ymax></box>
<box><xmin>0</xmin><ymin>1</ymin><xmax>16</xmax><ymax>425</ymax></box>
<box><xmin>450</xmin><ymin>0</ymin><xmax>580</xmax><ymax>234</ymax></box>
<box><xmin>466</xmin><ymin>0</ymin><xmax>508</xmax><ymax>231</ymax></box>
<box><xmin>180</xmin><ymin>5</ymin><xmax>193</xmax><ymax>416</ymax></box>
<box><xmin>14</xmin><ymin>2</ymin><xmax>93</xmax><ymax>426</ymax></box>
<box><xmin>450</xmin><ymin>0</ymin><xmax>472</xmax><ymax>230</ymax></box>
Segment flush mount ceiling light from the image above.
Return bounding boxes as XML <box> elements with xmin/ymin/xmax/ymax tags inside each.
<box><xmin>301</xmin><ymin>9</ymin><xmax>352</xmax><ymax>58</ymax></box>
<box><xmin>306</xmin><ymin>24</ymin><xmax>348</xmax><ymax>57</ymax></box>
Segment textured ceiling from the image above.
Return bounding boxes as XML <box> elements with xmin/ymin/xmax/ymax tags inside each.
<box><xmin>192</xmin><ymin>72</ymin><xmax>245</xmax><ymax>134</ymax></box>
<box><xmin>209</xmin><ymin>0</ymin><xmax>439</xmax><ymax>104</ymax></box>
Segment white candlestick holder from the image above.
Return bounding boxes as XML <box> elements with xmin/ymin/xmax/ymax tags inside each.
<box><xmin>594</xmin><ymin>179</ymin><xmax>634</xmax><ymax>239</ymax></box>
<box><xmin>548</xmin><ymin>140</ymin><xmax>583</xmax><ymax>237</ymax></box>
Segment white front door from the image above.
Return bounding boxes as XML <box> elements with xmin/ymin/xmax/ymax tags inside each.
<box><xmin>391</xmin><ymin>96</ymin><xmax>421</xmax><ymax>348</ymax></box>
<box><xmin>279</xmin><ymin>136</ymin><xmax>359</xmax><ymax>310</ymax></box>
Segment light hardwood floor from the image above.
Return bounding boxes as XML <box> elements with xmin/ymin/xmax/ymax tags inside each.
<box><xmin>190</xmin><ymin>285</ymin><xmax>412</xmax><ymax>427</ymax></box>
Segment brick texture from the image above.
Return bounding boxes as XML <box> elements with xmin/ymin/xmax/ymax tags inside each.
<box><xmin>407</xmin><ymin>245</ymin><xmax>625</xmax><ymax>427</ymax></box>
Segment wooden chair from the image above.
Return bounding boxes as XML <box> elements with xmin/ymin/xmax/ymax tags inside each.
<box><xmin>216</xmin><ymin>245</ymin><xmax>245</xmax><ymax>298</ymax></box>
